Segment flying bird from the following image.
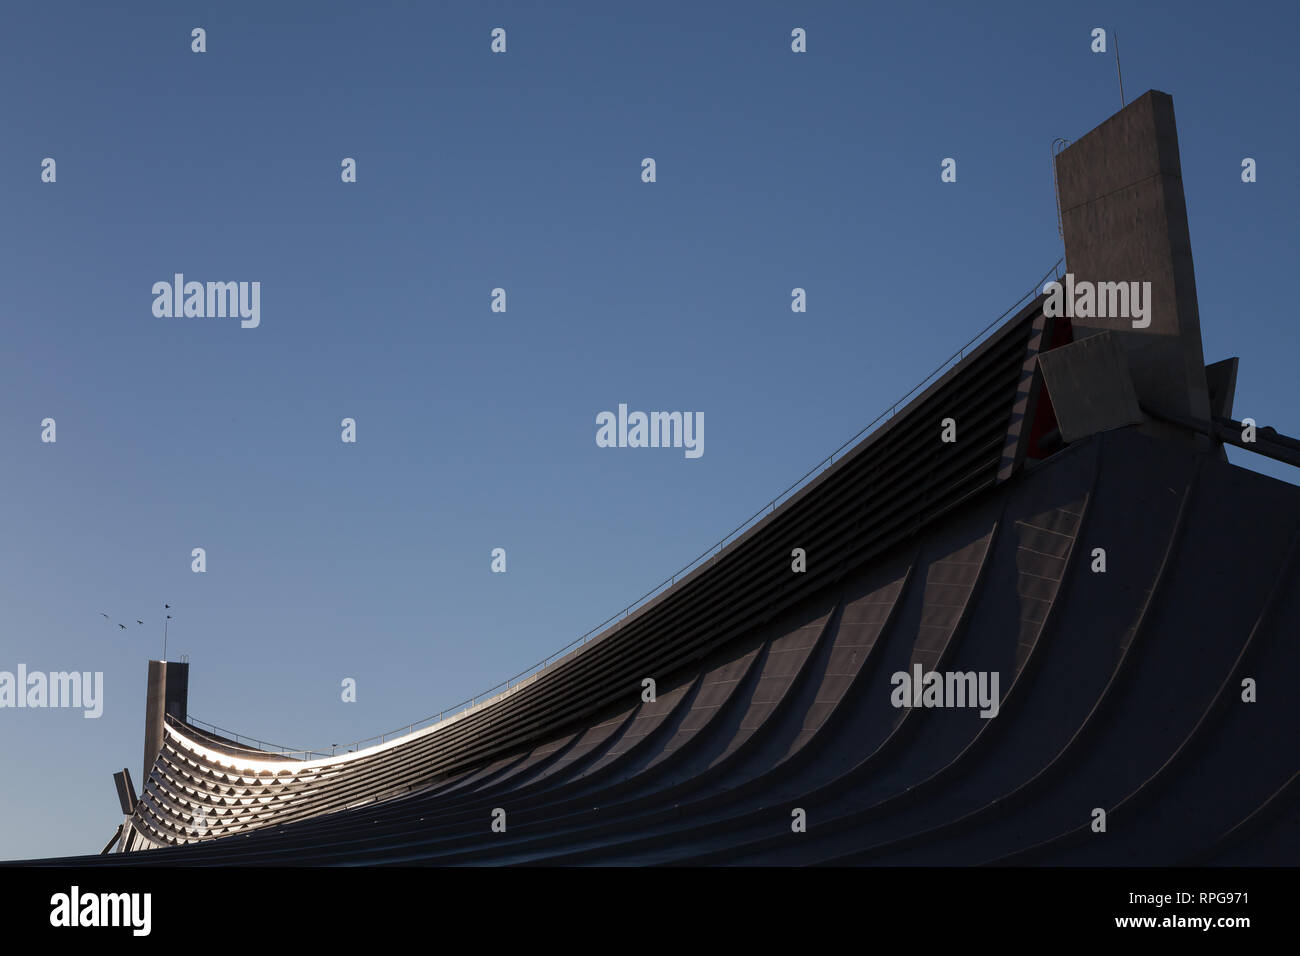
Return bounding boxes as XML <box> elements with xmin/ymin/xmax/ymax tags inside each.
<box><xmin>136</xmin><ymin>620</ymin><xmax>144</xmax><ymax>625</ymax></box>
<box><xmin>100</xmin><ymin>613</ymin><xmax>109</xmax><ymax>619</ymax></box>
<box><xmin>119</xmin><ymin>624</ymin><xmax>125</xmax><ymax>629</ymax></box>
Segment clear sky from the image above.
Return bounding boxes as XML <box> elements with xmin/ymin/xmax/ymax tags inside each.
<box><xmin>2</xmin><ymin>0</ymin><xmax>1297</xmax><ymax>860</ymax></box>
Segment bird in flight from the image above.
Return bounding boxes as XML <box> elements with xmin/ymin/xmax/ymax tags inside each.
<box><xmin>100</xmin><ymin>611</ymin><xmax>148</xmax><ymax>630</ymax></box>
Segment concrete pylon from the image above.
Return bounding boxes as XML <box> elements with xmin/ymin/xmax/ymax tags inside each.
<box><xmin>1054</xmin><ymin>90</ymin><xmax>1211</xmax><ymax>443</ymax></box>
<box><xmin>142</xmin><ymin>660</ymin><xmax>189</xmax><ymax>789</ymax></box>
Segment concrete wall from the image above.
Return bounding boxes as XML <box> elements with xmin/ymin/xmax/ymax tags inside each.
<box><xmin>142</xmin><ymin>660</ymin><xmax>189</xmax><ymax>787</ymax></box>
<box><xmin>1055</xmin><ymin>90</ymin><xmax>1210</xmax><ymax>442</ymax></box>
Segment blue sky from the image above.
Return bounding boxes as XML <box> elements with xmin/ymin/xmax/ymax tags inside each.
<box><xmin>2</xmin><ymin>0</ymin><xmax>1297</xmax><ymax>859</ymax></box>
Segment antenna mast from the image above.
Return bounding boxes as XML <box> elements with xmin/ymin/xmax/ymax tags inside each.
<box><xmin>1114</xmin><ymin>29</ymin><xmax>1126</xmax><ymax>108</ymax></box>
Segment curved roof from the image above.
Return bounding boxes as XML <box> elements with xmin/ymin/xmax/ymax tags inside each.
<box><xmin>99</xmin><ymin>292</ymin><xmax>1049</xmax><ymax>855</ymax></box>
<box><xmin>42</xmin><ymin>416</ymin><xmax>1300</xmax><ymax>864</ymax></box>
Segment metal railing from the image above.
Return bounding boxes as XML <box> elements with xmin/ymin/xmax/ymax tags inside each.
<box><xmin>189</xmin><ymin>258</ymin><xmax>1063</xmax><ymax>761</ymax></box>
<box><xmin>181</xmin><ymin>715</ymin><xmax>319</xmax><ymax>758</ymax></box>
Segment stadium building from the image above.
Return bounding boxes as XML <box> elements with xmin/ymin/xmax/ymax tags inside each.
<box><xmin>31</xmin><ymin>91</ymin><xmax>1300</xmax><ymax>865</ymax></box>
